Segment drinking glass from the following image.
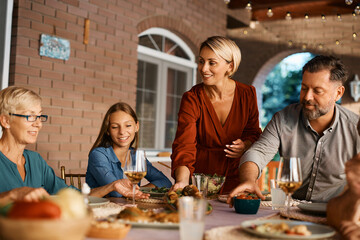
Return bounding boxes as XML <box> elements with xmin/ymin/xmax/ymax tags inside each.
<box><xmin>270</xmin><ymin>179</ymin><xmax>286</xmax><ymax>210</ymax></box>
<box><xmin>124</xmin><ymin>149</ymin><xmax>147</xmax><ymax>206</ymax></box>
<box><xmin>276</xmin><ymin>157</ymin><xmax>302</xmax><ymax>214</ymax></box>
<box><xmin>179</xmin><ymin>197</ymin><xmax>207</xmax><ymax>240</ymax></box>
<box><xmin>192</xmin><ymin>173</ymin><xmax>209</xmax><ymax>198</ymax></box>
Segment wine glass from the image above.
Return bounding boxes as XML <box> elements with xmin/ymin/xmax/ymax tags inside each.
<box><xmin>124</xmin><ymin>149</ymin><xmax>147</xmax><ymax>206</ymax></box>
<box><xmin>276</xmin><ymin>157</ymin><xmax>302</xmax><ymax>215</ymax></box>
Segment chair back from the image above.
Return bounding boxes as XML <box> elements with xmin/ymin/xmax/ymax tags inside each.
<box><xmin>257</xmin><ymin>161</ymin><xmax>279</xmax><ymax>192</ymax></box>
<box><xmin>60</xmin><ymin>166</ymin><xmax>86</xmax><ymax>189</ymax></box>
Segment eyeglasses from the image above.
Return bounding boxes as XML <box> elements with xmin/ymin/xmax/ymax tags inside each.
<box><xmin>9</xmin><ymin>113</ymin><xmax>48</xmax><ymax>122</ymax></box>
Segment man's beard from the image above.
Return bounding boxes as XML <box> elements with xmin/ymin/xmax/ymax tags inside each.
<box><xmin>301</xmin><ymin>100</ymin><xmax>333</xmax><ymax>120</ymax></box>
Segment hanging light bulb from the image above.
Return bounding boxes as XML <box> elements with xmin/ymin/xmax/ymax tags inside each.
<box><xmin>267</xmin><ymin>8</ymin><xmax>273</xmax><ymax>17</ymax></box>
<box><xmin>318</xmin><ymin>44</ymin><xmax>324</xmax><ymax>50</ymax></box>
<box><xmin>304</xmin><ymin>13</ymin><xmax>309</xmax><ymax>21</ymax></box>
<box><xmin>321</xmin><ymin>14</ymin><xmax>326</xmax><ymax>22</ymax></box>
<box><xmin>353</xmin><ymin>32</ymin><xmax>357</xmax><ymax>39</ymax></box>
<box><xmin>345</xmin><ymin>0</ymin><xmax>353</xmax><ymax>5</ymax></box>
<box><xmin>245</xmin><ymin>1</ymin><xmax>252</xmax><ymax>11</ymax></box>
<box><xmin>355</xmin><ymin>5</ymin><xmax>360</xmax><ymax>15</ymax></box>
<box><xmin>302</xmin><ymin>44</ymin><xmax>307</xmax><ymax>50</ymax></box>
<box><xmin>288</xmin><ymin>40</ymin><xmax>293</xmax><ymax>47</ymax></box>
<box><xmin>353</xmin><ymin>11</ymin><xmax>357</xmax><ymax>18</ymax></box>
<box><xmin>224</xmin><ymin>0</ymin><xmax>230</xmax><ymax>4</ymax></box>
<box><xmin>335</xmin><ymin>40</ymin><xmax>340</xmax><ymax>45</ymax></box>
<box><xmin>337</xmin><ymin>13</ymin><xmax>342</xmax><ymax>21</ymax></box>
<box><xmin>285</xmin><ymin>12</ymin><xmax>292</xmax><ymax>20</ymax></box>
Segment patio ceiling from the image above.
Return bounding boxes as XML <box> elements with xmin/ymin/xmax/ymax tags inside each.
<box><xmin>227</xmin><ymin>0</ymin><xmax>357</xmax><ymax>21</ymax></box>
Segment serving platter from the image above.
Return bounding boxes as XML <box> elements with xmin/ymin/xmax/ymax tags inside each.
<box><xmin>88</xmin><ymin>196</ymin><xmax>110</xmax><ymax>207</ymax></box>
<box><xmin>241</xmin><ymin>219</ymin><xmax>335</xmax><ymax>239</ymax></box>
<box><xmin>297</xmin><ymin>202</ymin><xmax>327</xmax><ymax>214</ymax></box>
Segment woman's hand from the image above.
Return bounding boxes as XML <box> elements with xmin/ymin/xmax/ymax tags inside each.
<box><xmin>9</xmin><ymin>187</ymin><xmax>49</xmax><ymax>202</ymax></box>
<box><xmin>226</xmin><ymin>180</ymin><xmax>264</xmax><ymax>207</ymax></box>
<box><xmin>224</xmin><ymin>139</ymin><xmax>250</xmax><ymax>158</ymax></box>
<box><xmin>170</xmin><ymin>181</ymin><xmax>189</xmax><ymax>191</ymax></box>
<box><xmin>113</xmin><ymin>179</ymin><xmax>149</xmax><ymax>199</ymax></box>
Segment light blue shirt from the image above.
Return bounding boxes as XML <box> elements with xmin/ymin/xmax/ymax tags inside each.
<box><xmin>86</xmin><ymin>147</ymin><xmax>172</xmax><ymax>197</ymax></box>
<box><xmin>0</xmin><ymin>149</ymin><xmax>75</xmax><ymax>194</ymax></box>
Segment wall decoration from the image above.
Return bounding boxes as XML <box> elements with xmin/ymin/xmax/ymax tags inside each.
<box><xmin>39</xmin><ymin>34</ymin><xmax>70</xmax><ymax>60</ymax></box>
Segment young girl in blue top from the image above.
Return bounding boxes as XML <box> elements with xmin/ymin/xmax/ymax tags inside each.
<box><xmin>86</xmin><ymin>102</ymin><xmax>172</xmax><ymax>197</ymax></box>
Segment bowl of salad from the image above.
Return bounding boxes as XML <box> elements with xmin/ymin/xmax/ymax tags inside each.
<box><xmin>193</xmin><ymin>173</ymin><xmax>226</xmax><ymax>198</ymax></box>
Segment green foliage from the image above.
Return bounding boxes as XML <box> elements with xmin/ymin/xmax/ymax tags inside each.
<box><xmin>261</xmin><ymin>53</ymin><xmax>315</xmax><ymax>127</ymax></box>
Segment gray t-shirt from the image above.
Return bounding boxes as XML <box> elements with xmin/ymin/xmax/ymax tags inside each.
<box><xmin>241</xmin><ymin>103</ymin><xmax>360</xmax><ymax>202</ymax></box>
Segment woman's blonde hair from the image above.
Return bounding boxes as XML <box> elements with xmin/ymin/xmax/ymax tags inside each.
<box><xmin>0</xmin><ymin>86</ymin><xmax>41</xmax><ymax>116</ymax></box>
<box><xmin>89</xmin><ymin>102</ymin><xmax>139</xmax><ymax>154</ymax></box>
<box><xmin>200</xmin><ymin>36</ymin><xmax>241</xmax><ymax>78</ymax></box>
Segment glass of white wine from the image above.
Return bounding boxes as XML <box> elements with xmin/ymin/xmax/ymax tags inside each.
<box><xmin>124</xmin><ymin>149</ymin><xmax>147</xmax><ymax>206</ymax></box>
<box><xmin>276</xmin><ymin>157</ymin><xmax>302</xmax><ymax>215</ymax></box>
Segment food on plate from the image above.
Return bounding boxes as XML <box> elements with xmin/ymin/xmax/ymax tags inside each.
<box><xmin>164</xmin><ymin>185</ymin><xmax>213</xmax><ymax>214</ymax></box>
<box><xmin>251</xmin><ymin>222</ymin><xmax>312</xmax><ymax>236</ymax></box>
<box><xmin>117</xmin><ymin>207</ymin><xmax>179</xmax><ymax>223</ymax></box>
<box><xmin>7</xmin><ymin>201</ymin><xmax>61</xmax><ymax>219</ymax></box>
<box><xmin>236</xmin><ymin>193</ymin><xmax>259</xmax><ymax>200</ymax></box>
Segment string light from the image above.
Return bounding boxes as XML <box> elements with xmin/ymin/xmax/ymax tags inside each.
<box><xmin>321</xmin><ymin>14</ymin><xmax>326</xmax><ymax>22</ymax></box>
<box><xmin>302</xmin><ymin>44</ymin><xmax>307</xmax><ymax>50</ymax></box>
<box><xmin>243</xmin><ymin>30</ymin><xmax>248</xmax><ymax>35</ymax></box>
<box><xmin>345</xmin><ymin>0</ymin><xmax>353</xmax><ymax>5</ymax></box>
<box><xmin>353</xmin><ymin>32</ymin><xmax>357</xmax><ymax>39</ymax></box>
<box><xmin>318</xmin><ymin>44</ymin><xmax>324</xmax><ymax>50</ymax></box>
<box><xmin>355</xmin><ymin>5</ymin><xmax>360</xmax><ymax>15</ymax></box>
<box><xmin>285</xmin><ymin>12</ymin><xmax>292</xmax><ymax>21</ymax></box>
<box><xmin>353</xmin><ymin>11</ymin><xmax>357</xmax><ymax>18</ymax></box>
<box><xmin>287</xmin><ymin>40</ymin><xmax>293</xmax><ymax>47</ymax></box>
<box><xmin>337</xmin><ymin>14</ymin><xmax>342</xmax><ymax>21</ymax></box>
<box><xmin>224</xmin><ymin>0</ymin><xmax>230</xmax><ymax>4</ymax></box>
<box><xmin>267</xmin><ymin>8</ymin><xmax>273</xmax><ymax>17</ymax></box>
<box><xmin>335</xmin><ymin>40</ymin><xmax>340</xmax><ymax>45</ymax></box>
<box><xmin>304</xmin><ymin>13</ymin><xmax>309</xmax><ymax>21</ymax></box>
<box><xmin>245</xmin><ymin>1</ymin><xmax>252</xmax><ymax>11</ymax></box>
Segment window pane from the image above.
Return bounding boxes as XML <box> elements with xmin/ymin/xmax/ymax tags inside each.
<box><xmin>165</xmin><ymin>37</ymin><xmax>190</xmax><ymax>60</ymax></box>
<box><xmin>165</xmin><ymin>122</ymin><xmax>177</xmax><ymax>148</ymax></box>
<box><xmin>140</xmin><ymin>120</ymin><xmax>155</xmax><ymax>148</ymax></box>
<box><xmin>136</xmin><ymin>60</ymin><xmax>158</xmax><ymax>149</ymax></box>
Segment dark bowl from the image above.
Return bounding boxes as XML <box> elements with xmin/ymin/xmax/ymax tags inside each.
<box><xmin>233</xmin><ymin>197</ymin><xmax>260</xmax><ymax>214</ymax></box>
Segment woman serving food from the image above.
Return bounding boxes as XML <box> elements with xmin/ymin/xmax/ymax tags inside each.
<box><xmin>0</xmin><ymin>86</ymin><xmax>148</xmax><ymax>202</ymax></box>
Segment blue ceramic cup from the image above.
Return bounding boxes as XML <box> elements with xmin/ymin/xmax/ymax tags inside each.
<box><xmin>233</xmin><ymin>197</ymin><xmax>260</xmax><ymax>214</ymax></box>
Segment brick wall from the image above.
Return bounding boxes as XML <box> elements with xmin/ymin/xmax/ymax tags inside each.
<box><xmin>10</xmin><ymin>0</ymin><xmax>227</xmax><ymax>175</ymax></box>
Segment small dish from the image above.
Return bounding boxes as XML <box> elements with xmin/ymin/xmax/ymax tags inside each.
<box><xmin>233</xmin><ymin>197</ymin><xmax>260</xmax><ymax>214</ymax></box>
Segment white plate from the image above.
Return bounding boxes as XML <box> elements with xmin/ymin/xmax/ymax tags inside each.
<box><xmin>88</xmin><ymin>196</ymin><xmax>110</xmax><ymax>207</ymax></box>
<box><xmin>115</xmin><ymin>219</ymin><xmax>179</xmax><ymax>229</ymax></box>
<box><xmin>297</xmin><ymin>202</ymin><xmax>327</xmax><ymax>214</ymax></box>
<box><xmin>241</xmin><ymin>219</ymin><xmax>335</xmax><ymax>239</ymax></box>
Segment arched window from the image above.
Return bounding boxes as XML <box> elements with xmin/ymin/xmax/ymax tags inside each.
<box><xmin>137</xmin><ymin>28</ymin><xmax>197</xmax><ymax>150</ymax></box>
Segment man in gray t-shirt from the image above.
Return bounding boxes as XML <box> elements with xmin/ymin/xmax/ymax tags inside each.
<box><xmin>228</xmin><ymin>55</ymin><xmax>360</xmax><ymax>203</ymax></box>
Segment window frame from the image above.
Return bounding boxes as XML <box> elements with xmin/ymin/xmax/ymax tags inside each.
<box><xmin>137</xmin><ymin>28</ymin><xmax>197</xmax><ymax>150</ymax></box>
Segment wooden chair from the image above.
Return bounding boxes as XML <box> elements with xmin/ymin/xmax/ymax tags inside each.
<box><xmin>257</xmin><ymin>161</ymin><xmax>279</xmax><ymax>192</ymax></box>
<box><xmin>60</xmin><ymin>166</ymin><xmax>86</xmax><ymax>189</ymax></box>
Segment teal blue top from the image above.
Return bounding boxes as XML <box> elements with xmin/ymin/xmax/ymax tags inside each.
<box><xmin>0</xmin><ymin>149</ymin><xmax>76</xmax><ymax>194</ymax></box>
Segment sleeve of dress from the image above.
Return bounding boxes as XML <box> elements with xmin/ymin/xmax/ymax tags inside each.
<box><xmin>144</xmin><ymin>160</ymin><xmax>172</xmax><ymax>188</ymax></box>
<box><xmin>241</xmin><ymin>86</ymin><xmax>262</xmax><ymax>143</ymax></box>
<box><xmin>171</xmin><ymin>91</ymin><xmax>199</xmax><ymax>178</ymax></box>
<box><xmin>40</xmin><ymin>154</ymin><xmax>79</xmax><ymax>194</ymax></box>
<box><xmin>240</xmin><ymin>111</ymin><xmax>282</xmax><ymax>177</ymax></box>
<box><xmin>87</xmin><ymin>149</ymin><xmax>122</xmax><ymax>197</ymax></box>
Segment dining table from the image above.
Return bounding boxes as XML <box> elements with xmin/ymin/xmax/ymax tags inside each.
<box><xmin>86</xmin><ymin>197</ymin><xmax>340</xmax><ymax>240</ymax></box>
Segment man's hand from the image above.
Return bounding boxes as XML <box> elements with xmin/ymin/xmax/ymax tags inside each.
<box><xmin>339</xmin><ymin>221</ymin><xmax>360</xmax><ymax>240</ymax></box>
<box><xmin>226</xmin><ymin>180</ymin><xmax>265</xmax><ymax>207</ymax></box>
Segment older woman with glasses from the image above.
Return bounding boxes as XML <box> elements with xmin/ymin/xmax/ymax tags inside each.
<box><xmin>0</xmin><ymin>86</ymin><xmax>148</xmax><ymax>202</ymax></box>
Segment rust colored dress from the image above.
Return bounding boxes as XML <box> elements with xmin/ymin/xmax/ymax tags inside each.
<box><xmin>171</xmin><ymin>81</ymin><xmax>262</xmax><ymax>193</ymax></box>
